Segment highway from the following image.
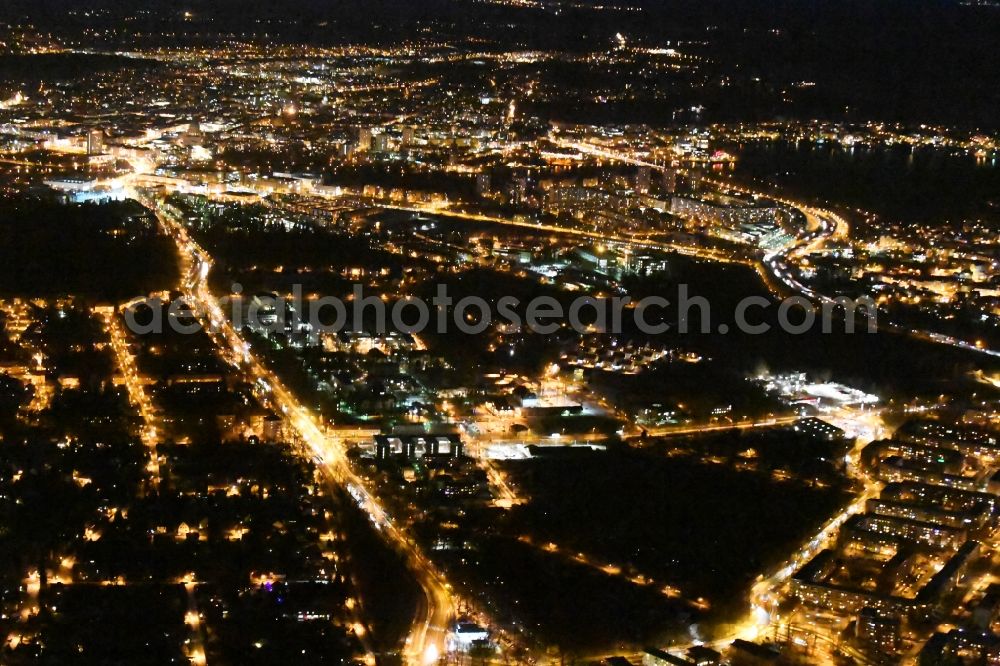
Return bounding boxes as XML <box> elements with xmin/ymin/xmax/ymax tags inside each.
<box><xmin>378</xmin><ymin>203</ymin><xmax>743</xmax><ymax>264</ymax></box>
<box><xmin>132</xmin><ymin>188</ymin><xmax>458</xmax><ymax>666</ymax></box>
<box><xmin>638</xmin><ymin>415</ymin><xmax>800</xmax><ymax>438</ymax></box>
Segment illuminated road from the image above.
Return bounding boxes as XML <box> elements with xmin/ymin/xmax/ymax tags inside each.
<box><xmin>480</xmin><ymin>456</ymin><xmax>524</xmax><ymax>509</ymax></box>
<box><xmin>183</xmin><ymin>582</ymin><xmax>208</xmax><ymax>666</ymax></box>
<box><xmin>103</xmin><ymin>310</ymin><xmax>162</xmax><ymax>490</ymax></box>
<box><xmin>737</xmin><ymin>406</ymin><xmax>887</xmax><ymax>662</ymax></box>
<box><xmin>133</xmin><ymin>189</ymin><xmax>457</xmax><ymax>666</ymax></box>
<box><xmin>639</xmin><ymin>415</ymin><xmax>800</xmax><ymax>438</ymax></box>
<box><xmin>378</xmin><ymin>203</ymin><xmax>742</xmax><ymax>264</ymax></box>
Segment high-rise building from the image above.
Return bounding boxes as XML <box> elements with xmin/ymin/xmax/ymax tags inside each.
<box><xmin>401</xmin><ymin>126</ymin><xmax>415</xmax><ymax>146</ymax></box>
<box><xmin>689</xmin><ymin>170</ymin><xmax>702</xmax><ymax>191</ymax></box>
<box><xmin>508</xmin><ymin>176</ymin><xmax>528</xmax><ymax>204</ymax></box>
<box><xmin>855</xmin><ymin>608</ymin><xmax>901</xmax><ymax>654</ymax></box>
<box><xmin>633</xmin><ymin>166</ymin><xmax>651</xmax><ymax>193</ymax></box>
<box><xmin>476</xmin><ymin>172</ymin><xmax>492</xmax><ymax>196</ymax></box>
<box><xmin>262</xmin><ymin>414</ymin><xmax>284</xmax><ymax>443</ymax></box>
<box><xmin>662</xmin><ymin>167</ymin><xmax>677</xmax><ymax>194</ymax></box>
<box><xmin>371</xmin><ymin>132</ymin><xmax>390</xmax><ymax>153</ymax></box>
<box><xmin>180</xmin><ymin>121</ymin><xmax>204</xmax><ymax>147</ymax></box>
<box><xmin>87</xmin><ymin>129</ymin><xmax>105</xmax><ymax>155</ymax></box>
<box><xmin>355</xmin><ymin>127</ymin><xmax>373</xmax><ymax>152</ymax></box>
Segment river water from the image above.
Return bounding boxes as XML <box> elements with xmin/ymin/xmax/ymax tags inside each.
<box><xmin>728</xmin><ymin>139</ymin><xmax>1000</xmax><ymax>225</ymax></box>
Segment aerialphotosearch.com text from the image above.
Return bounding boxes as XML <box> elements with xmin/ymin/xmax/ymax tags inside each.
<box><xmin>124</xmin><ymin>283</ymin><xmax>879</xmax><ymax>337</ymax></box>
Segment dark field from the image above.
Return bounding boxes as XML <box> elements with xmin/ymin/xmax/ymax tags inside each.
<box><xmin>437</xmin><ymin>447</ymin><xmax>851</xmax><ymax>652</ymax></box>
<box><xmin>0</xmin><ymin>199</ymin><xmax>177</xmax><ymax>300</ymax></box>
<box><xmin>503</xmin><ymin>449</ymin><xmax>849</xmax><ymax>613</ymax></box>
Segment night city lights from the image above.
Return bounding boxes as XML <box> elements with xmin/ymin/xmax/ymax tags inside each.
<box><xmin>0</xmin><ymin>1</ymin><xmax>998</xmax><ymax>665</ymax></box>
